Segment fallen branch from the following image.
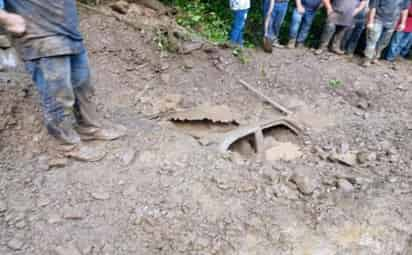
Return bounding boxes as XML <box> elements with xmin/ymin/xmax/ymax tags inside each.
<box><xmin>238</xmin><ymin>79</ymin><xmax>292</xmax><ymax>116</ymax></box>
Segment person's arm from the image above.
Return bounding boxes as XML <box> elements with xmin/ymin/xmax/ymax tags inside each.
<box><xmin>322</xmin><ymin>0</ymin><xmax>334</xmax><ymax>15</ymax></box>
<box><xmin>397</xmin><ymin>9</ymin><xmax>409</xmax><ymax>31</ymax></box>
<box><xmin>295</xmin><ymin>0</ymin><xmax>305</xmax><ymax>13</ymax></box>
<box><xmin>353</xmin><ymin>1</ymin><xmax>367</xmax><ymax>17</ymax></box>
<box><xmin>366</xmin><ymin>8</ymin><xmax>376</xmax><ymax>29</ymax></box>
<box><xmin>0</xmin><ymin>9</ymin><xmax>26</xmax><ymax>35</ymax></box>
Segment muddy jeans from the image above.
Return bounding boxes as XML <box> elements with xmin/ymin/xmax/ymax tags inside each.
<box><xmin>319</xmin><ymin>19</ymin><xmax>349</xmax><ymax>49</ymax></box>
<box><xmin>385</xmin><ymin>31</ymin><xmax>412</xmax><ymax>61</ymax></box>
<box><xmin>263</xmin><ymin>0</ymin><xmax>289</xmax><ymax>42</ymax></box>
<box><xmin>230</xmin><ymin>9</ymin><xmax>249</xmax><ymax>46</ymax></box>
<box><xmin>25</xmin><ymin>50</ymin><xmax>93</xmax><ymax>126</ymax></box>
<box><xmin>364</xmin><ymin>21</ymin><xmax>395</xmax><ymax>60</ymax></box>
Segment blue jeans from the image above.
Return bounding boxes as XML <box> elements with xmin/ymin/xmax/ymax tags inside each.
<box><xmin>365</xmin><ymin>20</ymin><xmax>395</xmax><ymax>60</ymax></box>
<box><xmin>263</xmin><ymin>0</ymin><xmax>289</xmax><ymax>42</ymax></box>
<box><xmin>289</xmin><ymin>8</ymin><xmax>317</xmax><ymax>43</ymax></box>
<box><xmin>25</xmin><ymin>51</ymin><xmax>92</xmax><ymax>125</ymax></box>
<box><xmin>342</xmin><ymin>11</ymin><xmax>366</xmax><ymax>54</ymax></box>
<box><xmin>386</xmin><ymin>31</ymin><xmax>412</xmax><ymax>61</ymax></box>
<box><xmin>230</xmin><ymin>9</ymin><xmax>249</xmax><ymax>46</ymax></box>
<box><xmin>0</xmin><ymin>0</ymin><xmax>3</xmax><ymax>9</ymax></box>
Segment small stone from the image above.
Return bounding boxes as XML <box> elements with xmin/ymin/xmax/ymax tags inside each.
<box><xmin>53</xmin><ymin>243</ymin><xmax>82</xmax><ymax>255</ymax></box>
<box><xmin>63</xmin><ymin>207</ymin><xmax>84</xmax><ymax>220</ymax></box>
<box><xmin>48</xmin><ymin>158</ymin><xmax>68</xmax><ymax>168</ymax></box>
<box><xmin>15</xmin><ymin>220</ymin><xmax>26</xmax><ymax>229</ymax></box>
<box><xmin>356</xmin><ymin>99</ymin><xmax>370</xmax><ymax>110</ymax></box>
<box><xmin>37</xmin><ymin>197</ymin><xmax>51</xmax><ymax>207</ymax></box>
<box><xmin>337</xmin><ymin>179</ymin><xmax>355</xmax><ymax>193</ymax></box>
<box><xmin>47</xmin><ymin>213</ymin><xmax>62</xmax><ymax>224</ymax></box>
<box><xmin>7</xmin><ymin>238</ymin><xmax>24</xmax><ymax>251</ymax></box>
<box><xmin>110</xmin><ymin>0</ymin><xmax>129</xmax><ymax>14</ymax></box>
<box><xmin>38</xmin><ymin>155</ymin><xmax>50</xmax><ymax>171</ymax></box>
<box><xmin>0</xmin><ymin>200</ymin><xmax>7</xmax><ymax>212</ymax></box>
<box><xmin>290</xmin><ymin>174</ymin><xmax>316</xmax><ymax>195</ymax></box>
<box><xmin>328</xmin><ymin>152</ymin><xmax>357</xmax><ymax>167</ymax></box>
<box><xmin>120</xmin><ymin>149</ymin><xmax>136</xmax><ymax>166</ymax></box>
<box><xmin>91</xmin><ymin>191</ymin><xmax>110</xmax><ymax>201</ymax></box>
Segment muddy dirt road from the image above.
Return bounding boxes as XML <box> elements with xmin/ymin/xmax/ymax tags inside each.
<box><xmin>1</xmin><ymin>7</ymin><xmax>412</xmax><ymax>255</ymax></box>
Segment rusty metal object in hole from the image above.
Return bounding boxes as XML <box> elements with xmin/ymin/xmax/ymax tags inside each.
<box><xmin>218</xmin><ymin>118</ymin><xmax>302</xmax><ymax>159</ymax></box>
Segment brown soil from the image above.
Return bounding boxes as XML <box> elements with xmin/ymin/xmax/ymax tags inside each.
<box><xmin>1</xmin><ymin>4</ymin><xmax>412</xmax><ymax>255</ymax></box>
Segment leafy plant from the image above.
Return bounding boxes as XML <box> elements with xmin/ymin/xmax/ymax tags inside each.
<box><xmin>328</xmin><ymin>79</ymin><xmax>343</xmax><ymax>89</ymax></box>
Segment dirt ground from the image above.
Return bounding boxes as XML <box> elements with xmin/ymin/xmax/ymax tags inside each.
<box><xmin>1</xmin><ymin>5</ymin><xmax>412</xmax><ymax>255</ymax></box>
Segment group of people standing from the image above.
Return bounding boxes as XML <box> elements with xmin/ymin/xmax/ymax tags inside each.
<box><xmin>229</xmin><ymin>0</ymin><xmax>412</xmax><ymax>66</ymax></box>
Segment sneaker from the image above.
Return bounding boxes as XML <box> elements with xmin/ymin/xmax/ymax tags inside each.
<box><xmin>314</xmin><ymin>48</ymin><xmax>324</xmax><ymax>55</ymax></box>
<box><xmin>263</xmin><ymin>37</ymin><xmax>273</xmax><ymax>53</ymax></box>
<box><xmin>272</xmin><ymin>41</ymin><xmax>285</xmax><ymax>49</ymax></box>
<box><xmin>287</xmin><ymin>39</ymin><xmax>296</xmax><ymax>49</ymax></box>
<box><xmin>47</xmin><ymin>119</ymin><xmax>81</xmax><ymax>145</ymax></box>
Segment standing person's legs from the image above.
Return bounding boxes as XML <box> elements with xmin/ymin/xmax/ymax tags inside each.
<box><xmin>288</xmin><ymin>8</ymin><xmax>304</xmax><ymax>48</ymax></box>
<box><xmin>375</xmin><ymin>26</ymin><xmax>395</xmax><ymax>60</ymax></box>
<box><xmin>263</xmin><ymin>0</ymin><xmax>276</xmax><ymax>52</ymax></box>
<box><xmin>363</xmin><ymin>21</ymin><xmax>383</xmax><ymax>66</ymax></box>
<box><xmin>385</xmin><ymin>31</ymin><xmax>405</xmax><ymax>61</ymax></box>
<box><xmin>271</xmin><ymin>1</ymin><xmax>289</xmax><ymax>47</ymax></box>
<box><xmin>331</xmin><ymin>26</ymin><xmax>349</xmax><ymax>54</ymax></box>
<box><xmin>0</xmin><ymin>0</ymin><xmax>4</xmax><ymax>9</ymax></box>
<box><xmin>71</xmin><ymin>51</ymin><xmax>126</xmax><ymax>140</ymax></box>
<box><xmin>25</xmin><ymin>56</ymin><xmax>81</xmax><ymax>144</ymax></box>
<box><xmin>315</xmin><ymin>20</ymin><xmax>336</xmax><ymax>54</ymax></box>
<box><xmin>296</xmin><ymin>10</ymin><xmax>316</xmax><ymax>46</ymax></box>
<box><xmin>400</xmin><ymin>32</ymin><xmax>412</xmax><ymax>58</ymax></box>
<box><xmin>344</xmin><ymin>22</ymin><xmax>365</xmax><ymax>55</ymax></box>
<box><xmin>230</xmin><ymin>9</ymin><xmax>249</xmax><ymax>46</ymax></box>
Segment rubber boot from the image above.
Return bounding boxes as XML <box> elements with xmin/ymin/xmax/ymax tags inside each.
<box><xmin>263</xmin><ymin>37</ymin><xmax>273</xmax><ymax>53</ymax></box>
<box><xmin>287</xmin><ymin>39</ymin><xmax>296</xmax><ymax>49</ymax></box>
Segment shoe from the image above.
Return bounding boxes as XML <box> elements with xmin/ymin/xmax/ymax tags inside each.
<box><xmin>295</xmin><ymin>43</ymin><xmax>304</xmax><ymax>49</ymax></box>
<box><xmin>287</xmin><ymin>39</ymin><xmax>296</xmax><ymax>49</ymax></box>
<box><xmin>263</xmin><ymin>37</ymin><xmax>273</xmax><ymax>53</ymax></box>
<box><xmin>47</xmin><ymin>118</ymin><xmax>81</xmax><ymax>145</ymax></box>
<box><xmin>272</xmin><ymin>41</ymin><xmax>285</xmax><ymax>49</ymax></box>
<box><xmin>361</xmin><ymin>59</ymin><xmax>372</xmax><ymax>67</ymax></box>
<box><xmin>76</xmin><ymin>123</ymin><xmax>126</xmax><ymax>141</ymax></box>
<box><xmin>314</xmin><ymin>48</ymin><xmax>324</xmax><ymax>55</ymax></box>
<box><xmin>332</xmin><ymin>47</ymin><xmax>345</xmax><ymax>55</ymax></box>
<box><xmin>74</xmin><ymin>87</ymin><xmax>102</xmax><ymax>128</ymax></box>
<box><xmin>371</xmin><ymin>58</ymin><xmax>380</xmax><ymax>65</ymax></box>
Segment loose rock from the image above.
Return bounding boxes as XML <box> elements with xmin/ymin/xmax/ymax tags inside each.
<box><xmin>120</xmin><ymin>149</ymin><xmax>136</xmax><ymax>166</ymax></box>
<box><xmin>53</xmin><ymin>243</ymin><xmax>82</xmax><ymax>255</ymax></box>
<box><xmin>290</xmin><ymin>173</ymin><xmax>316</xmax><ymax>195</ymax></box>
<box><xmin>91</xmin><ymin>191</ymin><xmax>110</xmax><ymax>201</ymax></box>
<box><xmin>0</xmin><ymin>200</ymin><xmax>7</xmax><ymax>212</ymax></box>
<box><xmin>63</xmin><ymin>207</ymin><xmax>84</xmax><ymax>220</ymax></box>
<box><xmin>337</xmin><ymin>179</ymin><xmax>355</xmax><ymax>193</ymax></box>
<box><xmin>7</xmin><ymin>238</ymin><xmax>24</xmax><ymax>251</ymax></box>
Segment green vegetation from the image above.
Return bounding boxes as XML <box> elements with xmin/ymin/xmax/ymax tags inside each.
<box><xmin>160</xmin><ymin>0</ymin><xmax>327</xmax><ymax>47</ymax></box>
<box><xmin>328</xmin><ymin>79</ymin><xmax>343</xmax><ymax>89</ymax></box>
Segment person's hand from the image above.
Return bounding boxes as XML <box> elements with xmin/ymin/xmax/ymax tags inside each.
<box><xmin>326</xmin><ymin>7</ymin><xmax>334</xmax><ymax>16</ymax></box>
<box><xmin>397</xmin><ymin>23</ymin><xmax>406</xmax><ymax>32</ymax></box>
<box><xmin>366</xmin><ymin>22</ymin><xmax>374</xmax><ymax>30</ymax></box>
<box><xmin>297</xmin><ymin>5</ymin><xmax>305</xmax><ymax>14</ymax></box>
<box><xmin>4</xmin><ymin>13</ymin><xmax>26</xmax><ymax>36</ymax></box>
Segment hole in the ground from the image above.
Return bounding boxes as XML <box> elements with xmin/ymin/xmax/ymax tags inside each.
<box><xmin>170</xmin><ymin>119</ymin><xmax>238</xmax><ymax>139</ymax></box>
<box><xmin>228</xmin><ymin>124</ymin><xmax>302</xmax><ymax>161</ymax></box>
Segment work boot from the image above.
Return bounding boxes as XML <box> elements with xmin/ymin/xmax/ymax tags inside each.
<box><xmin>74</xmin><ymin>87</ymin><xmax>102</xmax><ymax>128</ymax></box>
<box><xmin>47</xmin><ymin>118</ymin><xmax>81</xmax><ymax>145</ymax></box>
<box><xmin>263</xmin><ymin>37</ymin><xmax>273</xmax><ymax>53</ymax></box>
<box><xmin>76</xmin><ymin>124</ymin><xmax>126</xmax><ymax>141</ymax></box>
<box><xmin>287</xmin><ymin>39</ymin><xmax>296</xmax><ymax>49</ymax></box>
<box><xmin>315</xmin><ymin>44</ymin><xmax>326</xmax><ymax>55</ymax></box>
<box><xmin>331</xmin><ymin>45</ymin><xmax>345</xmax><ymax>55</ymax></box>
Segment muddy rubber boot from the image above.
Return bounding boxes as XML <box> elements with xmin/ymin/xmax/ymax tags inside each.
<box><xmin>287</xmin><ymin>39</ymin><xmax>296</xmax><ymax>49</ymax></box>
<box><xmin>361</xmin><ymin>59</ymin><xmax>372</xmax><ymax>67</ymax></box>
<box><xmin>315</xmin><ymin>43</ymin><xmax>327</xmax><ymax>55</ymax></box>
<box><xmin>76</xmin><ymin>124</ymin><xmax>126</xmax><ymax>141</ymax></box>
<box><xmin>263</xmin><ymin>37</ymin><xmax>273</xmax><ymax>53</ymax></box>
<box><xmin>74</xmin><ymin>87</ymin><xmax>103</xmax><ymax>128</ymax></box>
<box><xmin>331</xmin><ymin>45</ymin><xmax>345</xmax><ymax>55</ymax></box>
<box><xmin>47</xmin><ymin>118</ymin><xmax>81</xmax><ymax>145</ymax></box>
<box><xmin>272</xmin><ymin>40</ymin><xmax>285</xmax><ymax>49</ymax></box>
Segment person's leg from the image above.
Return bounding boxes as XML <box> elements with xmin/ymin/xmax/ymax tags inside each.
<box><xmin>271</xmin><ymin>1</ymin><xmax>289</xmax><ymax>47</ymax></box>
<box><xmin>0</xmin><ymin>0</ymin><xmax>4</xmax><ymax>9</ymax></box>
<box><xmin>345</xmin><ymin>22</ymin><xmax>365</xmax><ymax>55</ymax></box>
<box><xmin>296</xmin><ymin>10</ymin><xmax>316</xmax><ymax>45</ymax></box>
<box><xmin>315</xmin><ymin>20</ymin><xmax>336</xmax><ymax>54</ymax></box>
<box><xmin>288</xmin><ymin>8</ymin><xmax>303</xmax><ymax>48</ymax></box>
<box><xmin>25</xmin><ymin>56</ymin><xmax>80</xmax><ymax>144</ymax></box>
<box><xmin>331</xmin><ymin>26</ymin><xmax>348</xmax><ymax>54</ymax></box>
<box><xmin>375</xmin><ymin>26</ymin><xmax>395</xmax><ymax>60</ymax></box>
<box><xmin>71</xmin><ymin>51</ymin><xmax>126</xmax><ymax>141</ymax></box>
<box><xmin>400</xmin><ymin>32</ymin><xmax>412</xmax><ymax>58</ymax></box>
<box><xmin>385</xmin><ymin>31</ymin><xmax>404</xmax><ymax>61</ymax></box>
<box><xmin>263</xmin><ymin>0</ymin><xmax>276</xmax><ymax>40</ymax></box>
<box><xmin>363</xmin><ymin>21</ymin><xmax>383</xmax><ymax>66</ymax></box>
<box><xmin>230</xmin><ymin>9</ymin><xmax>248</xmax><ymax>46</ymax></box>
